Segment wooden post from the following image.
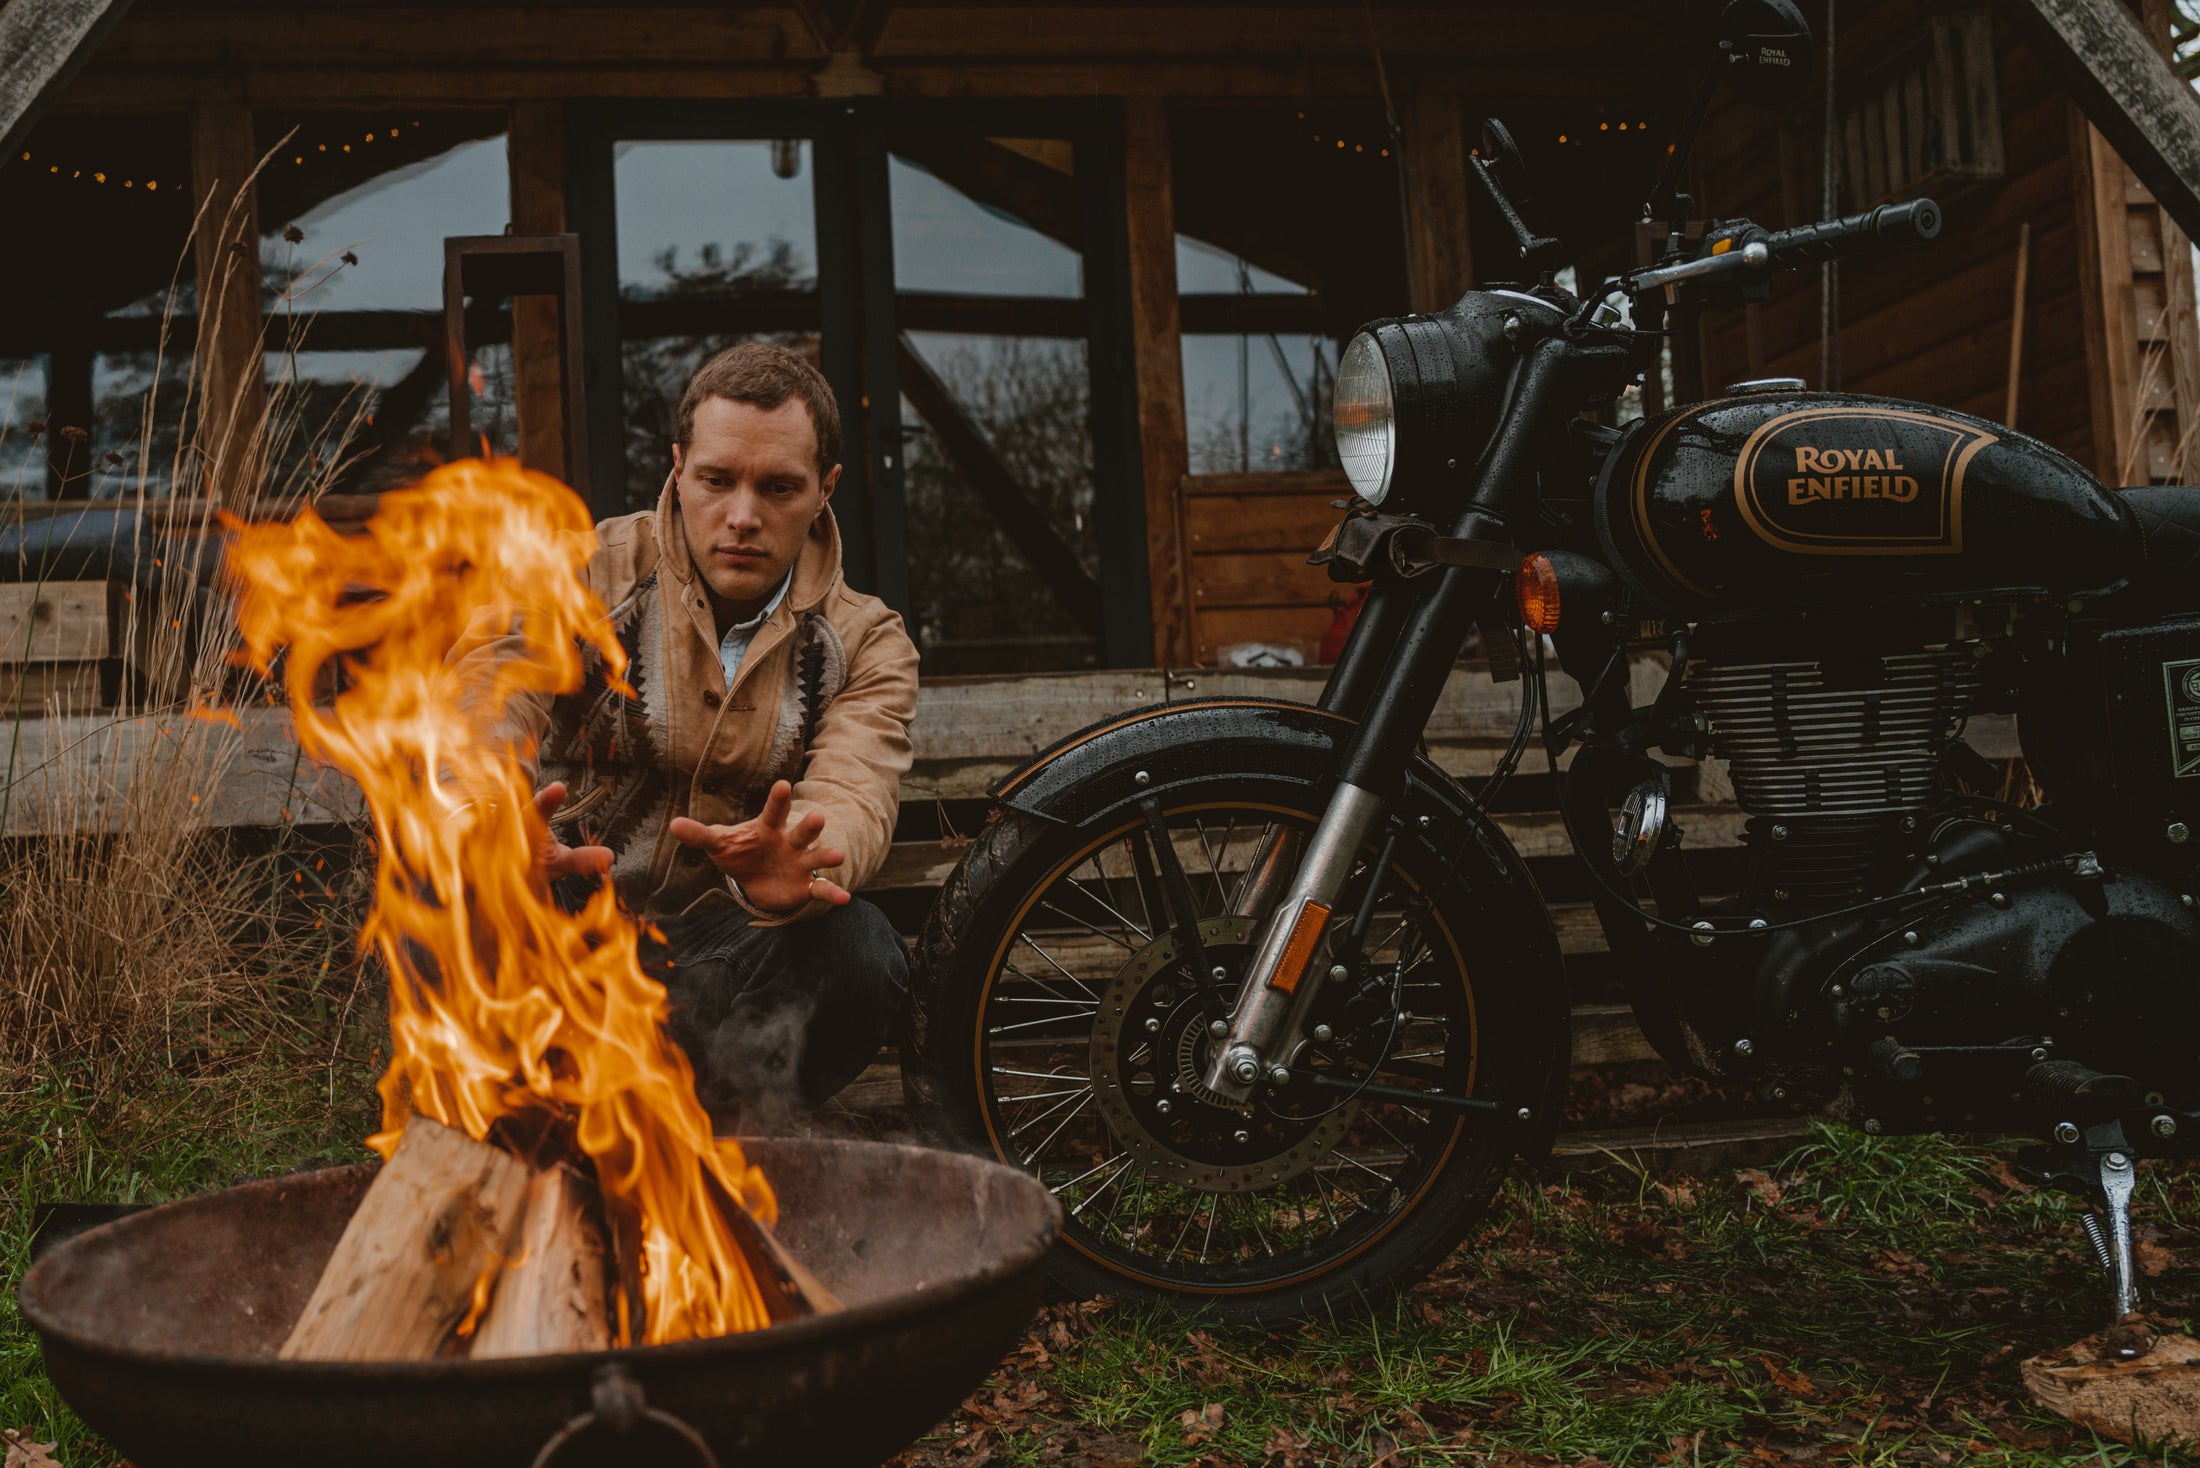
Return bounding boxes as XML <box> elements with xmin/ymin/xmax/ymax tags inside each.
<box><xmin>189</xmin><ymin>99</ymin><xmax>266</xmax><ymax>511</ymax></box>
<box><xmin>507</xmin><ymin>101</ymin><xmax>569</xmax><ymax>484</ymax></box>
<box><xmin>1122</xmin><ymin>97</ymin><xmax>1193</xmax><ymax>667</ymax></box>
<box><xmin>1403</xmin><ymin>89</ymin><xmax>1474</xmax><ymax>311</ymax></box>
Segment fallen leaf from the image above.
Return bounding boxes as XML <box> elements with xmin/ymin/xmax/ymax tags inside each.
<box><xmin>1736</xmin><ymin>1168</ymin><xmax>1784</xmax><ymax>1206</ymax></box>
<box><xmin>2138</xmin><ymin>1239</ymin><xmax>2178</xmax><ymax>1277</ymax></box>
<box><xmin>2</xmin><ymin>1430</ymin><xmax>61</xmax><ymax>1468</ymax></box>
<box><xmin>1181</xmin><ymin>1401</ymin><xmax>1225</xmax><ymax>1445</ymax></box>
<box><xmin>1761</xmin><ymin>1357</ymin><xmax>1819</xmax><ymax>1399</ymax></box>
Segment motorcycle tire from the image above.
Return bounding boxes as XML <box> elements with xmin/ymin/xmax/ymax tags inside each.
<box><xmin>903</xmin><ymin>700</ymin><xmax>1570</xmax><ymax>1325</ymax></box>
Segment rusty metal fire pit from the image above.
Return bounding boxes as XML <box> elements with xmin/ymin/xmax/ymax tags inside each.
<box><xmin>19</xmin><ymin>1137</ymin><xmax>1061</xmax><ymax>1468</ymax></box>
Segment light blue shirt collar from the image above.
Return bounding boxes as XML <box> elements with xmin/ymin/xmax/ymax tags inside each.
<box><xmin>717</xmin><ymin>570</ymin><xmax>793</xmax><ymax>688</ymax></box>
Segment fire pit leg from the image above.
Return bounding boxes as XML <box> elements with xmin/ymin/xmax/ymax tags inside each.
<box><xmin>530</xmin><ymin>1362</ymin><xmax>721</xmax><ymax>1468</ymax></box>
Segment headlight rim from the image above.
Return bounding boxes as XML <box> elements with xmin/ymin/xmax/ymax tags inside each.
<box><xmin>1333</xmin><ymin>329</ymin><xmax>1398</xmax><ymax>507</ymax></box>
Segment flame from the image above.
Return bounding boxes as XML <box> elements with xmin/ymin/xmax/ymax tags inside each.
<box><xmin>226</xmin><ymin>458</ymin><xmax>777</xmax><ymax>1344</ymax></box>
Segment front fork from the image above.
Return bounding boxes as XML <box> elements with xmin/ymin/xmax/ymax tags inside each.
<box><xmin>1206</xmin><ymin>784</ymin><xmax>1388</xmax><ymax>1098</ymax></box>
<box><xmin>1202</xmin><ymin>557</ymin><xmax>1510</xmax><ymax>1103</ymax></box>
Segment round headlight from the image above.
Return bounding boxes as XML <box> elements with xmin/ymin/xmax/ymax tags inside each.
<box><xmin>1333</xmin><ymin>331</ymin><xmax>1396</xmax><ymax>506</ymax></box>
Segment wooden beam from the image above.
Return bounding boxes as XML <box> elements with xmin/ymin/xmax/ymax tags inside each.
<box><xmin>1122</xmin><ymin>97</ymin><xmax>1193</xmax><ymax>667</ymax></box>
<box><xmin>508</xmin><ymin>101</ymin><xmax>569</xmax><ymax>484</ymax></box>
<box><xmin>55</xmin><ymin>61</ymin><xmax>1692</xmax><ymax>111</ymax></box>
<box><xmin>190</xmin><ymin>100</ymin><xmax>268</xmax><ymax>511</ymax></box>
<box><xmin>0</xmin><ymin>0</ymin><xmax>138</xmax><ymax>161</ymax></box>
<box><xmin>1403</xmin><ymin>88</ymin><xmax>1474</xmax><ymax>310</ymax></box>
<box><xmin>2005</xmin><ymin>0</ymin><xmax>2200</xmax><ymax>249</ymax></box>
<box><xmin>2073</xmin><ymin>110</ymin><xmax>2143</xmax><ymax>482</ymax></box>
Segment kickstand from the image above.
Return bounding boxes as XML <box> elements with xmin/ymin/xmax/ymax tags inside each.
<box><xmin>2015</xmin><ymin>1114</ymin><xmax>2145</xmax><ymax>1324</ymax></box>
<box><xmin>2097</xmin><ymin>1148</ymin><xmax>2141</xmax><ymax>1320</ymax></box>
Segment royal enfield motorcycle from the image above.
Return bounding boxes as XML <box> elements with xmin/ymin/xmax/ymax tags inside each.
<box><xmin>905</xmin><ymin>0</ymin><xmax>2200</xmax><ymax>1324</ymax></box>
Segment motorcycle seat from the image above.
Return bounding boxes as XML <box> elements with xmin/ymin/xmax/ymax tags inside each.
<box><xmin>2120</xmin><ymin>485</ymin><xmax>2200</xmax><ymax>613</ymax></box>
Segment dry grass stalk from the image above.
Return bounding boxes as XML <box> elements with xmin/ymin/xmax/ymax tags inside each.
<box><xmin>0</xmin><ymin>133</ymin><xmax>386</xmax><ymax>1093</ymax></box>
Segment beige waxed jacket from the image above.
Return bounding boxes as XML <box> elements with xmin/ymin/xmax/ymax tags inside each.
<box><xmin>451</xmin><ymin>481</ymin><xmax>919</xmax><ymax>924</ymax></box>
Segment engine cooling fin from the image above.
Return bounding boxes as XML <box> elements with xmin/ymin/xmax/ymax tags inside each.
<box><xmin>1688</xmin><ymin>649</ymin><xmax>1983</xmax><ymax>819</ymax></box>
<box><xmin>1687</xmin><ymin>648</ymin><xmax>1983</xmax><ymax>902</ymax></box>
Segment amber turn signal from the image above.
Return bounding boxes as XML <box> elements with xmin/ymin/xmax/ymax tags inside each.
<box><xmin>1516</xmin><ymin>553</ymin><xmax>1562</xmax><ymax>634</ymax></box>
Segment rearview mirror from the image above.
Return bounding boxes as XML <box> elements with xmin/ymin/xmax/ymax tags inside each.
<box><xmin>1479</xmin><ymin>118</ymin><xmax>1529</xmax><ymax>195</ymax></box>
<box><xmin>1715</xmin><ymin>0</ymin><xmax>1813</xmax><ymax>110</ymax></box>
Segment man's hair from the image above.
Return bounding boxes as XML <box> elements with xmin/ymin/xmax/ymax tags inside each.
<box><xmin>675</xmin><ymin>342</ymin><xmax>841</xmax><ymax>477</ymax></box>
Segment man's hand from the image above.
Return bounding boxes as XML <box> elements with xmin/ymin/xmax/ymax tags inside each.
<box><xmin>669</xmin><ymin>779</ymin><xmax>850</xmax><ymax>913</ymax></box>
<box><xmin>531</xmin><ymin>782</ymin><xmax>614</xmax><ymax>883</ymax></box>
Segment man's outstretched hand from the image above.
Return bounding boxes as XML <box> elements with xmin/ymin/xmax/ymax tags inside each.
<box><xmin>669</xmin><ymin>779</ymin><xmax>850</xmax><ymax>913</ymax></box>
<box><xmin>531</xmin><ymin>782</ymin><xmax>614</xmax><ymax>883</ymax></box>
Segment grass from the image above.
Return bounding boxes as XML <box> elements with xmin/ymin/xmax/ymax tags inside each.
<box><xmin>889</xmin><ymin>1125</ymin><xmax>2200</xmax><ymax>1467</ymax></box>
<box><xmin>11</xmin><ymin>1064</ymin><xmax>2188</xmax><ymax>1467</ymax></box>
<box><xmin>0</xmin><ymin>974</ymin><xmax>383</xmax><ymax>1466</ymax></box>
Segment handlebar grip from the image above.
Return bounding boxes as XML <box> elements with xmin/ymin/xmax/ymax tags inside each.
<box><xmin>1764</xmin><ymin>198</ymin><xmax>1942</xmax><ymax>266</ymax></box>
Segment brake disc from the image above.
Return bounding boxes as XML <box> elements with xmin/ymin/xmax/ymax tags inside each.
<box><xmin>1088</xmin><ymin>915</ymin><xmax>1355</xmax><ymax>1194</ymax></box>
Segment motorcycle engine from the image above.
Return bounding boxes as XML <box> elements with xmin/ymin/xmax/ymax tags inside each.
<box><xmin>1688</xmin><ymin>647</ymin><xmax>1983</xmax><ymax>903</ymax></box>
<box><xmin>1661</xmin><ymin>638</ymin><xmax>2200</xmax><ymax>1131</ymax></box>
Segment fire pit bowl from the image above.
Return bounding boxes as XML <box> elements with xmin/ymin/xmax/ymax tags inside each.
<box><xmin>19</xmin><ymin>1137</ymin><xmax>1061</xmax><ymax>1468</ymax></box>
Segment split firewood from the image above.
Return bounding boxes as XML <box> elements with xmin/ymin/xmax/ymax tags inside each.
<box><xmin>469</xmin><ymin>1164</ymin><xmax>612</xmax><ymax>1358</ymax></box>
<box><xmin>280</xmin><ymin>1117</ymin><xmax>531</xmax><ymax>1361</ymax></box>
<box><xmin>2022</xmin><ymin>1325</ymin><xmax>2200</xmax><ymax>1443</ymax></box>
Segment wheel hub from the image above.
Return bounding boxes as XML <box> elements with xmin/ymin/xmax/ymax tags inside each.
<box><xmin>1088</xmin><ymin>916</ymin><xmax>1355</xmax><ymax>1194</ymax></box>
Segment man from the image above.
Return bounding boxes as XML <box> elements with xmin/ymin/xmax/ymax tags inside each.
<box><xmin>456</xmin><ymin>342</ymin><xmax>919</xmax><ymax>1128</ymax></box>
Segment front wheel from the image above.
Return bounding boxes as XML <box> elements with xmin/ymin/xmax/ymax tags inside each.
<box><xmin>906</xmin><ymin>760</ymin><xmax>1568</xmax><ymax>1324</ymax></box>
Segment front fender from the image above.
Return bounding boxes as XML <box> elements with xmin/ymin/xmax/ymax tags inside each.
<box><xmin>994</xmin><ymin>696</ymin><xmax>1551</xmax><ymax>926</ymax></box>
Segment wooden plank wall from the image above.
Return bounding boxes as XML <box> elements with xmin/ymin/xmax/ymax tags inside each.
<box><xmin>1692</xmin><ymin>0</ymin><xmax>2101</xmax><ymax>469</ymax></box>
<box><xmin>1180</xmin><ymin>470</ymin><xmax>1348</xmax><ymax>666</ymax></box>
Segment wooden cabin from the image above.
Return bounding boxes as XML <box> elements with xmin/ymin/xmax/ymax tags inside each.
<box><xmin>2</xmin><ymin>0</ymin><xmax>2194</xmax><ymax>678</ymax></box>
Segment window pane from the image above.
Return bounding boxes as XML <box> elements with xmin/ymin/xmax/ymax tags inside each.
<box><xmin>1170</xmin><ymin>107</ymin><xmax>1404</xmax><ymax>482</ymax></box>
<box><xmin>889</xmin><ymin>140</ymin><xmax>1081</xmax><ymax>297</ymax></box>
<box><xmin>889</xmin><ymin>138</ymin><xmax>1097</xmax><ymax>674</ymax></box>
<box><xmin>1180</xmin><ymin>332</ymin><xmax>1337</xmax><ymax>476</ymax></box>
<box><xmin>901</xmin><ymin>333</ymin><xmax>1098</xmax><ymax>673</ymax></box>
<box><xmin>615</xmin><ymin>139</ymin><xmax>820</xmax><ymax>517</ymax></box>
<box><xmin>0</xmin><ymin>362</ymin><xmax>46</xmax><ymax>499</ymax></box>
<box><xmin>257</xmin><ymin>113</ymin><xmax>509</xmax><ymax>496</ymax></box>
<box><xmin>0</xmin><ymin>112</ymin><xmax>197</xmax><ymax>499</ymax></box>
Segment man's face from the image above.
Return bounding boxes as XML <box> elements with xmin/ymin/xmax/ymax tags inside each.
<box><xmin>672</xmin><ymin>395</ymin><xmax>840</xmax><ymax>610</ymax></box>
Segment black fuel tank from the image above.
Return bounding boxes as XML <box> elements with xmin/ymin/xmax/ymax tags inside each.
<box><xmin>1593</xmin><ymin>392</ymin><xmax>2139</xmax><ymax>615</ymax></box>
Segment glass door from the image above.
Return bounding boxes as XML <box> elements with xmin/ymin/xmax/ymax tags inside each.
<box><xmin>571</xmin><ymin>101</ymin><xmax>1147</xmax><ymax>668</ymax></box>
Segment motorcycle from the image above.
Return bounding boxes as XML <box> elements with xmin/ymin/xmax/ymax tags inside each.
<box><xmin>904</xmin><ymin>0</ymin><xmax>2200</xmax><ymax>1325</ymax></box>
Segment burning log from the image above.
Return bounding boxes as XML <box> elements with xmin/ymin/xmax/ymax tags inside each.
<box><xmin>281</xmin><ymin>1119</ymin><xmax>531</xmax><ymax>1362</ymax></box>
<box><xmin>470</xmin><ymin>1164</ymin><xmax>611</xmax><ymax>1359</ymax></box>
<box><xmin>281</xmin><ymin>1118</ymin><xmax>838</xmax><ymax>1362</ymax></box>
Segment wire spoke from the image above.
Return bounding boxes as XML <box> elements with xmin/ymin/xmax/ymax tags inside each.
<box><xmin>988</xmin><ymin>1012</ymin><xmax>1100</xmax><ymax>1036</ymax></box>
<box><xmin>1064</xmin><ymin>873</ymin><xmax>1152</xmax><ymax>943</ymax></box>
<box><xmin>1050</xmin><ymin>1150</ymin><xmax>1130</xmax><ymax>1196</ymax></box>
<box><xmin>1022</xmin><ymin>1094</ymin><xmax>1096</xmax><ymax>1167</ymax></box>
<box><xmin>1037</xmin><ymin>900</ymin><xmax>1138</xmax><ymax>952</ymax></box>
<box><xmin>1007</xmin><ymin>1088</ymin><xmax>1096</xmax><ymax>1138</ymax></box>
<box><xmin>1070</xmin><ymin>1156</ymin><xmax>1140</xmax><ymax>1217</ymax></box>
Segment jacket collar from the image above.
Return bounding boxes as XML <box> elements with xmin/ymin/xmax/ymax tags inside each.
<box><xmin>654</xmin><ymin>472</ymin><xmax>846</xmax><ymax>617</ymax></box>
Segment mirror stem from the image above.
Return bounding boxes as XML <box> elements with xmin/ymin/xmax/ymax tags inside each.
<box><xmin>1645</xmin><ymin>72</ymin><xmax>1721</xmax><ymax>249</ymax></box>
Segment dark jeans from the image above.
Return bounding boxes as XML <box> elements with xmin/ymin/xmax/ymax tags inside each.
<box><xmin>637</xmin><ymin>898</ymin><xmax>908</xmax><ymax>1131</ymax></box>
